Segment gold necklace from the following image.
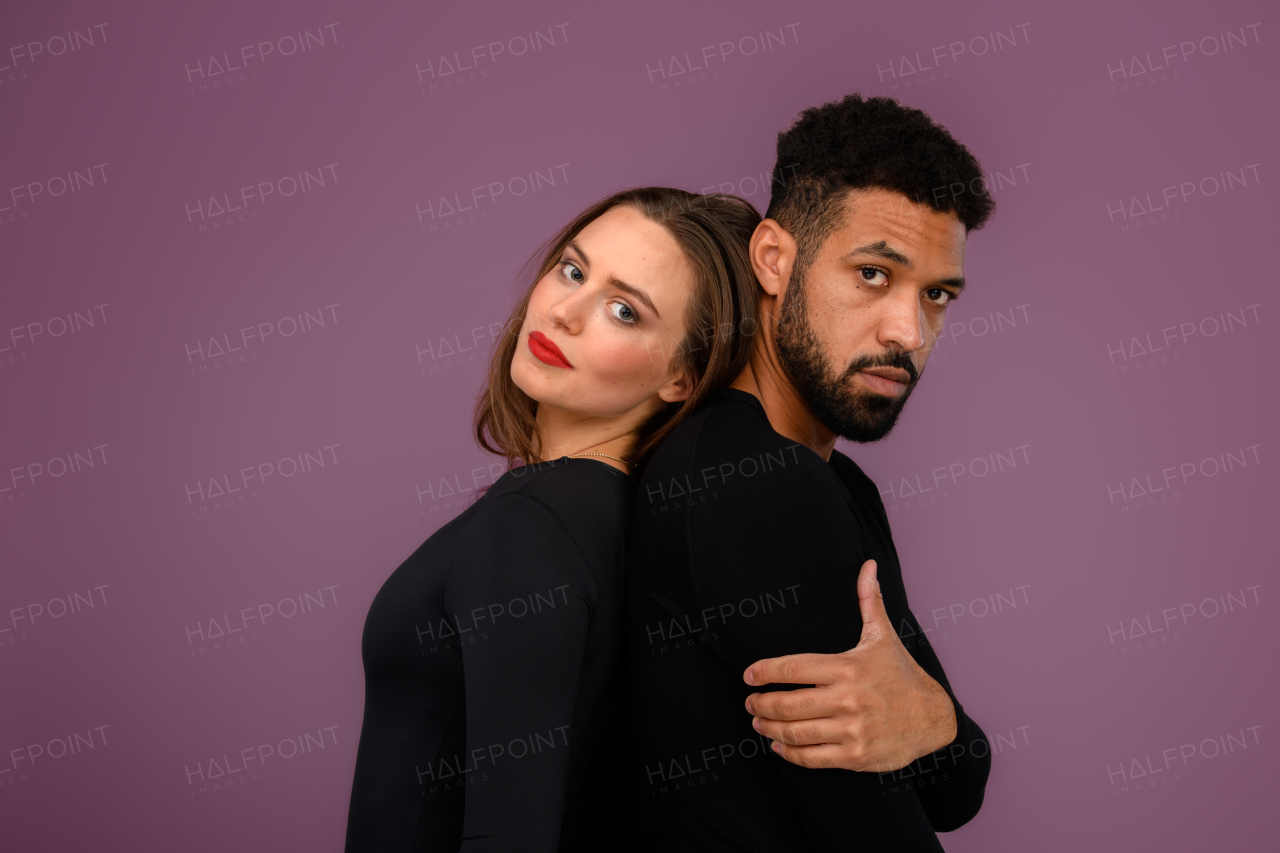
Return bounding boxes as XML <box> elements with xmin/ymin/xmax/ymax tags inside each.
<box><xmin>568</xmin><ymin>451</ymin><xmax>631</xmax><ymax>467</ymax></box>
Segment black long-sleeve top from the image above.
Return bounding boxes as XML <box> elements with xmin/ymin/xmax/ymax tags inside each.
<box><xmin>624</xmin><ymin>388</ymin><xmax>990</xmax><ymax>852</ymax></box>
<box><xmin>345</xmin><ymin>456</ymin><xmax>631</xmax><ymax>853</ymax></box>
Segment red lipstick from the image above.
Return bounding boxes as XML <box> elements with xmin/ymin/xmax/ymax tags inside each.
<box><xmin>528</xmin><ymin>330</ymin><xmax>572</xmax><ymax>368</ymax></box>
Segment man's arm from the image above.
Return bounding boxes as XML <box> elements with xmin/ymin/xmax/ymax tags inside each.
<box><xmin>744</xmin><ymin>560</ymin><xmax>957</xmax><ymax>771</ymax></box>
<box><xmin>675</xmin><ymin>448</ymin><xmax>951</xmax><ymax>849</ymax></box>
<box><xmin>744</xmin><ymin>560</ymin><xmax>990</xmax><ymax>831</ymax></box>
<box><xmin>884</xmin><ymin>589</ymin><xmax>991</xmax><ymax>831</ymax></box>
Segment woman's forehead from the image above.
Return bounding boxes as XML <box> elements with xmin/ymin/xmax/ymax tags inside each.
<box><xmin>571</xmin><ymin>208</ymin><xmax>694</xmax><ymax>312</ymax></box>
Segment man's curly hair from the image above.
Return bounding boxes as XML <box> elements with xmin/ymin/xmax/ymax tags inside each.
<box><xmin>765</xmin><ymin>94</ymin><xmax>995</xmax><ymax>281</ymax></box>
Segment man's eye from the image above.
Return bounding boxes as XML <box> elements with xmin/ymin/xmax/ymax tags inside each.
<box><xmin>858</xmin><ymin>267</ymin><xmax>889</xmax><ymax>286</ymax></box>
<box><xmin>926</xmin><ymin>288</ymin><xmax>953</xmax><ymax>306</ymax></box>
<box><xmin>608</xmin><ymin>301</ymin><xmax>637</xmax><ymax>323</ymax></box>
<box><xmin>561</xmin><ymin>261</ymin><xmax>584</xmax><ymax>283</ymax></box>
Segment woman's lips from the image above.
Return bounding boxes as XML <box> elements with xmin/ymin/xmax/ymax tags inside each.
<box><xmin>528</xmin><ymin>330</ymin><xmax>572</xmax><ymax>368</ymax></box>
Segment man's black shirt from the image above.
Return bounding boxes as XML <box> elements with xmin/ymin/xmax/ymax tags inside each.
<box><xmin>624</xmin><ymin>387</ymin><xmax>990</xmax><ymax>852</ymax></box>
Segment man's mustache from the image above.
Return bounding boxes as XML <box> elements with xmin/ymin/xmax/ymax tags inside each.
<box><xmin>841</xmin><ymin>351</ymin><xmax>919</xmax><ymax>386</ymax></box>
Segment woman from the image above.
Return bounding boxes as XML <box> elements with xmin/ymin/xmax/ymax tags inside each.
<box><xmin>344</xmin><ymin>187</ymin><xmax>761</xmax><ymax>852</ymax></box>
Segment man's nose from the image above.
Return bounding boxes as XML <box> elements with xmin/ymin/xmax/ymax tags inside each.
<box><xmin>876</xmin><ymin>289</ymin><xmax>926</xmax><ymax>353</ymax></box>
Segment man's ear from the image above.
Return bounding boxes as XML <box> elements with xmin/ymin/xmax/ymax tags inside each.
<box><xmin>658</xmin><ymin>364</ymin><xmax>694</xmax><ymax>403</ymax></box>
<box><xmin>749</xmin><ymin>219</ymin><xmax>796</xmax><ymax>298</ymax></box>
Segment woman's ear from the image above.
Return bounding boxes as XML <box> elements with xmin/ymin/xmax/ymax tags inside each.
<box><xmin>658</xmin><ymin>364</ymin><xmax>694</xmax><ymax>403</ymax></box>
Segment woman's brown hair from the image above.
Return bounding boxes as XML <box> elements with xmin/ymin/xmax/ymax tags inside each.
<box><xmin>474</xmin><ymin>187</ymin><xmax>761</xmax><ymax>472</ymax></box>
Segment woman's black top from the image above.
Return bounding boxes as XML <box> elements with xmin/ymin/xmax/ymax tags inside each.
<box><xmin>344</xmin><ymin>457</ymin><xmax>632</xmax><ymax>853</ymax></box>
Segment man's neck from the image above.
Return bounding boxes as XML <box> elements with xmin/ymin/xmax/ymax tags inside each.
<box><xmin>730</xmin><ymin>350</ymin><xmax>837</xmax><ymax>462</ymax></box>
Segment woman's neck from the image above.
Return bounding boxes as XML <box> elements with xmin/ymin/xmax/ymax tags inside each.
<box><xmin>534</xmin><ymin>404</ymin><xmax>645</xmax><ymax>472</ymax></box>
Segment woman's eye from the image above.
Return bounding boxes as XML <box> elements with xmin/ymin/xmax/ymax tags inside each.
<box><xmin>561</xmin><ymin>261</ymin><xmax>584</xmax><ymax>283</ymax></box>
<box><xmin>925</xmin><ymin>288</ymin><xmax>953</xmax><ymax>306</ymax></box>
<box><xmin>608</xmin><ymin>301</ymin><xmax>637</xmax><ymax>324</ymax></box>
<box><xmin>858</xmin><ymin>267</ymin><xmax>889</xmax><ymax>286</ymax></box>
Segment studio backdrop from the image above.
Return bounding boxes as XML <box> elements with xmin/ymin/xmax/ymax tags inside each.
<box><xmin>1</xmin><ymin>0</ymin><xmax>1274</xmax><ymax>850</ymax></box>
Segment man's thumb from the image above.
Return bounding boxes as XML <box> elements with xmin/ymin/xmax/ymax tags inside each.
<box><xmin>856</xmin><ymin>559</ymin><xmax>892</xmax><ymax>644</ymax></box>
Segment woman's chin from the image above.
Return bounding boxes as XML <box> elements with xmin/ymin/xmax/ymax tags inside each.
<box><xmin>509</xmin><ymin>364</ymin><xmax>548</xmax><ymax>402</ymax></box>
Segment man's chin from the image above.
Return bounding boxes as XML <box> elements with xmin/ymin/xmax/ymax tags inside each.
<box><xmin>824</xmin><ymin>388</ymin><xmax>910</xmax><ymax>443</ymax></box>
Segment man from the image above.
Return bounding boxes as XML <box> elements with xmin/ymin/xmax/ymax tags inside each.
<box><xmin>625</xmin><ymin>94</ymin><xmax>994</xmax><ymax>851</ymax></box>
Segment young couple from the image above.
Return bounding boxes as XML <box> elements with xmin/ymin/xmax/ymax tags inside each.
<box><xmin>345</xmin><ymin>94</ymin><xmax>995</xmax><ymax>852</ymax></box>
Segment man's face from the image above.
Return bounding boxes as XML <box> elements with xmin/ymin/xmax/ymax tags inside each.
<box><xmin>774</xmin><ymin>187</ymin><xmax>968</xmax><ymax>442</ymax></box>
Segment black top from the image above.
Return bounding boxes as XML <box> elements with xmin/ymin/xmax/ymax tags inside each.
<box><xmin>624</xmin><ymin>388</ymin><xmax>990</xmax><ymax>852</ymax></box>
<box><xmin>345</xmin><ymin>456</ymin><xmax>632</xmax><ymax>853</ymax></box>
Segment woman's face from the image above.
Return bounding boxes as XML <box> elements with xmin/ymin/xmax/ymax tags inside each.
<box><xmin>511</xmin><ymin>205</ymin><xmax>694</xmax><ymax>422</ymax></box>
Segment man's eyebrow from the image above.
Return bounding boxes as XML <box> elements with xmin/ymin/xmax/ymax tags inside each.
<box><xmin>565</xmin><ymin>241</ymin><xmax>661</xmax><ymax>317</ymax></box>
<box><xmin>610</xmin><ymin>278</ymin><xmax>660</xmax><ymax>318</ymax></box>
<box><xmin>845</xmin><ymin>241</ymin><xmax>911</xmax><ymax>266</ymax></box>
<box><xmin>847</xmin><ymin>240</ymin><xmax>966</xmax><ymax>292</ymax></box>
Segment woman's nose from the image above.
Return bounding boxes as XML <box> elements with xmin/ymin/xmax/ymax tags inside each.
<box><xmin>548</xmin><ymin>286</ymin><xmax>591</xmax><ymax>332</ymax></box>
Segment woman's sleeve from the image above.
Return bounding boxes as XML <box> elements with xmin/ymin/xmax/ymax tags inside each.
<box><xmin>443</xmin><ymin>492</ymin><xmax>593</xmax><ymax>853</ymax></box>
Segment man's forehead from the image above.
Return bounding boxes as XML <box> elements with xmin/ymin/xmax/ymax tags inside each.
<box><xmin>833</xmin><ymin>188</ymin><xmax>967</xmax><ymax>262</ymax></box>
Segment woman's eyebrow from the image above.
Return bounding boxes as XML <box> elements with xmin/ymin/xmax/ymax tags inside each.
<box><xmin>609</xmin><ymin>278</ymin><xmax>659</xmax><ymax>318</ymax></box>
<box><xmin>566</xmin><ymin>241</ymin><xmax>590</xmax><ymax>266</ymax></box>
<box><xmin>568</xmin><ymin>240</ymin><xmax>661</xmax><ymax>317</ymax></box>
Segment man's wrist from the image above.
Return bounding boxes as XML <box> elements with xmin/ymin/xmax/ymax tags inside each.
<box><xmin>921</xmin><ymin>678</ymin><xmax>959</xmax><ymax>757</ymax></box>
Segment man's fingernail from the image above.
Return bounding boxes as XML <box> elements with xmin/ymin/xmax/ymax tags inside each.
<box><xmin>752</xmin><ymin>717</ymin><xmax>761</xmax><ymax>732</ymax></box>
<box><xmin>771</xmin><ymin>742</ymin><xmax>781</xmax><ymax>754</ymax></box>
<box><xmin>745</xmin><ymin>697</ymin><xmax>754</xmax><ymax>714</ymax></box>
<box><xmin>745</xmin><ymin>668</ymin><xmax>757</xmax><ymax>685</ymax></box>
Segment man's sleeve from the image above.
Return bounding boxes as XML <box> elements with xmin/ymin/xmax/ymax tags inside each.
<box><xmin>891</xmin><ymin>604</ymin><xmax>991</xmax><ymax>831</ymax></box>
<box><xmin>869</xmin><ymin>492</ymin><xmax>990</xmax><ymax>832</ymax></box>
<box><xmin>444</xmin><ymin>493</ymin><xmax>592</xmax><ymax>853</ymax></box>
<box><xmin>683</xmin><ymin>454</ymin><xmax>946</xmax><ymax>852</ymax></box>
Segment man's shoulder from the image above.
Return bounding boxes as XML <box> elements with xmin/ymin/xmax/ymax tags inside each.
<box><xmin>828</xmin><ymin>447</ymin><xmax>880</xmax><ymax>499</ymax></box>
<box><xmin>636</xmin><ymin>388</ymin><xmax>845</xmax><ymax>521</ymax></box>
<box><xmin>642</xmin><ymin>388</ymin><xmax>816</xmax><ymax>477</ymax></box>
<box><xmin>828</xmin><ymin>447</ymin><xmax>895</xmax><ymax>540</ymax></box>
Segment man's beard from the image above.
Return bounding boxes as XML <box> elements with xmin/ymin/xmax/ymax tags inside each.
<box><xmin>773</xmin><ymin>269</ymin><xmax>920</xmax><ymax>443</ymax></box>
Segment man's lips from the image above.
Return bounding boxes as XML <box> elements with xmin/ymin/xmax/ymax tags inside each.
<box><xmin>856</xmin><ymin>366</ymin><xmax>910</xmax><ymax>397</ymax></box>
<box><xmin>528</xmin><ymin>330</ymin><xmax>572</xmax><ymax>368</ymax></box>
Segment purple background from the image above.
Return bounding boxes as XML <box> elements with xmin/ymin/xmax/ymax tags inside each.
<box><xmin>1</xmin><ymin>0</ymin><xmax>1274</xmax><ymax>850</ymax></box>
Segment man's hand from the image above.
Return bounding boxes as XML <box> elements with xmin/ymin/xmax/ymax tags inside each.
<box><xmin>742</xmin><ymin>559</ymin><xmax>957</xmax><ymax>772</ymax></box>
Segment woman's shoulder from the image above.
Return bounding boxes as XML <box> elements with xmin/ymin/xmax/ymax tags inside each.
<box><xmin>491</xmin><ymin>457</ymin><xmax>632</xmax><ymax>524</ymax></box>
<box><xmin>442</xmin><ymin>459</ymin><xmax>629</xmax><ymax>597</ymax></box>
